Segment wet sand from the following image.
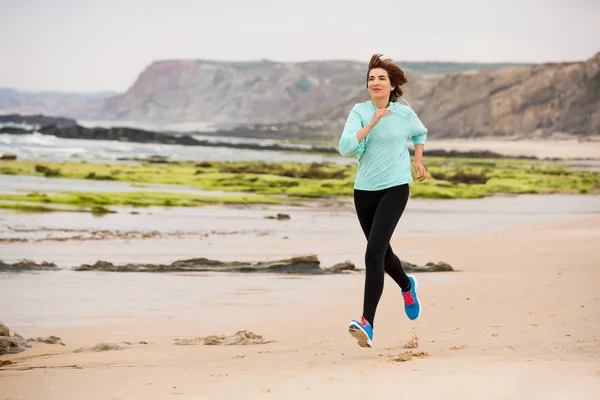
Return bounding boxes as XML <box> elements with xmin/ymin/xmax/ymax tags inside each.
<box><xmin>1</xmin><ymin>195</ymin><xmax>599</xmax><ymax>399</ymax></box>
<box><xmin>1</xmin><ymin>194</ymin><xmax>599</xmax><ymax>266</ymax></box>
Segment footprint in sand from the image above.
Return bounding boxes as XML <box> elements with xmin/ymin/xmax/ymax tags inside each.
<box><xmin>401</xmin><ymin>328</ymin><xmax>419</xmax><ymax>349</ymax></box>
<box><xmin>390</xmin><ymin>351</ymin><xmax>430</xmax><ymax>363</ymax></box>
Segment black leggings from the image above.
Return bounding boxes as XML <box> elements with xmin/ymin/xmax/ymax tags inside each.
<box><xmin>353</xmin><ymin>184</ymin><xmax>411</xmax><ymax>327</ymax></box>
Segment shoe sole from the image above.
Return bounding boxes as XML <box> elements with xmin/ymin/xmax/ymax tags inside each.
<box><xmin>348</xmin><ymin>322</ymin><xmax>372</xmax><ymax>348</ymax></box>
<box><xmin>408</xmin><ymin>275</ymin><xmax>421</xmax><ymax>320</ymax></box>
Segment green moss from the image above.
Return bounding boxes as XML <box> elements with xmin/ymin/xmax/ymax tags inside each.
<box><xmin>0</xmin><ymin>191</ymin><xmax>284</xmax><ymax>209</ymax></box>
<box><xmin>0</xmin><ymin>167</ymin><xmax>17</xmax><ymax>175</ymax></box>
<box><xmin>0</xmin><ymin>158</ymin><xmax>597</xmax><ymax>202</ymax></box>
<box><xmin>0</xmin><ymin>202</ymin><xmax>111</xmax><ymax>214</ymax></box>
<box><xmin>0</xmin><ymin>203</ymin><xmax>67</xmax><ymax>213</ymax></box>
<box><xmin>91</xmin><ymin>205</ymin><xmax>113</xmax><ymax>214</ymax></box>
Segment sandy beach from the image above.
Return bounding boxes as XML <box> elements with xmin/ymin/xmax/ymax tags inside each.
<box><xmin>1</xmin><ymin>194</ymin><xmax>599</xmax><ymax>400</ymax></box>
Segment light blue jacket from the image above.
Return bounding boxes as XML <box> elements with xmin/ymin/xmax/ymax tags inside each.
<box><xmin>338</xmin><ymin>99</ymin><xmax>427</xmax><ymax>191</ymax></box>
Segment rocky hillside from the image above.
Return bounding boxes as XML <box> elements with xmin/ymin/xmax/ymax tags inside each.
<box><xmin>2</xmin><ymin>55</ymin><xmax>597</xmax><ymax>141</ymax></box>
<box><xmin>301</xmin><ymin>52</ymin><xmax>600</xmax><ymax>140</ymax></box>
<box><xmin>98</xmin><ymin>59</ymin><xmax>527</xmax><ymax>125</ymax></box>
<box><xmin>100</xmin><ymin>59</ymin><xmax>368</xmax><ymax>124</ymax></box>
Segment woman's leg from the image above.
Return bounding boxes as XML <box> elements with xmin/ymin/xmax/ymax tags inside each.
<box><xmin>353</xmin><ymin>184</ymin><xmax>410</xmax><ymax>326</ymax></box>
<box><xmin>384</xmin><ymin>245</ymin><xmax>411</xmax><ymax>292</ymax></box>
<box><xmin>354</xmin><ymin>190</ymin><xmax>411</xmax><ymax>292</ymax></box>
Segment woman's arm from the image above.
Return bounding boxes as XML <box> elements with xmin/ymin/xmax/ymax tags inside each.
<box><xmin>410</xmin><ymin>111</ymin><xmax>428</xmax><ymax>182</ymax></box>
<box><xmin>412</xmin><ymin>143</ymin><xmax>427</xmax><ymax>182</ymax></box>
<box><xmin>338</xmin><ymin>108</ymin><xmax>365</xmax><ymax>156</ymax></box>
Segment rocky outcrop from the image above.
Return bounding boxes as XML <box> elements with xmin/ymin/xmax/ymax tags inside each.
<box><xmin>0</xmin><ymin>126</ymin><xmax>30</xmax><ymax>134</ymax></box>
<box><xmin>416</xmin><ymin>53</ymin><xmax>600</xmax><ymax>139</ymax></box>
<box><xmin>29</xmin><ymin>336</ymin><xmax>65</xmax><ymax>346</ymax></box>
<box><xmin>0</xmin><ymin>323</ymin><xmax>31</xmax><ymax>355</ymax></box>
<box><xmin>73</xmin><ymin>256</ymin><xmax>337</xmax><ymax>274</ymax></box>
<box><xmin>304</xmin><ymin>52</ymin><xmax>600</xmax><ymax>140</ymax></box>
<box><xmin>0</xmin><ymin>113</ymin><xmax>77</xmax><ymax>127</ymax></box>
<box><xmin>30</xmin><ymin>124</ymin><xmax>338</xmax><ymax>154</ymax></box>
<box><xmin>327</xmin><ymin>261</ymin><xmax>356</xmax><ymax>272</ymax></box>
<box><xmin>174</xmin><ymin>331</ymin><xmax>268</xmax><ymax>346</ymax></box>
<box><xmin>401</xmin><ymin>261</ymin><xmax>455</xmax><ymax>273</ymax></box>
<box><xmin>75</xmin><ymin>343</ymin><xmax>125</xmax><ymax>353</ymax></box>
<box><xmin>0</xmin><ymin>336</ymin><xmax>30</xmax><ymax>355</ymax></box>
<box><xmin>0</xmin><ymin>323</ymin><xmax>66</xmax><ymax>356</ymax></box>
<box><xmin>264</xmin><ymin>213</ymin><xmax>291</xmax><ymax>220</ymax></box>
<box><xmin>0</xmin><ymin>260</ymin><xmax>59</xmax><ymax>272</ymax></box>
<box><xmin>1</xmin><ymin>257</ymin><xmax>454</xmax><ymax>274</ymax></box>
<box><xmin>0</xmin><ymin>153</ymin><xmax>17</xmax><ymax>160</ymax></box>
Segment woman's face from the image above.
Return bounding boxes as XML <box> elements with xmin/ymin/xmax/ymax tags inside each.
<box><xmin>367</xmin><ymin>68</ymin><xmax>394</xmax><ymax>101</ymax></box>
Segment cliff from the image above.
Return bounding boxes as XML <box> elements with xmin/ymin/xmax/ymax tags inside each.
<box><xmin>301</xmin><ymin>53</ymin><xmax>600</xmax><ymax>140</ymax></box>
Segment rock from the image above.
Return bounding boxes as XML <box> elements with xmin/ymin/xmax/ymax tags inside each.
<box><xmin>0</xmin><ymin>260</ymin><xmax>59</xmax><ymax>272</ymax></box>
<box><xmin>401</xmin><ymin>260</ymin><xmax>454</xmax><ymax>273</ymax></box>
<box><xmin>173</xmin><ymin>338</ymin><xmax>203</xmax><ymax>346</ymax></box>
<box><xmin>139</xmin><ymin>341</ymin><xmax>148</xmax><ymax>345</ymax></box>
<box><xmin>29</xmin><ymin>336</ymin><xmax>65</xmax><ymax>346</ymax></box>
<box><xmin>326</xmin><ymin>261</ymin><xmax>356</xmax><ymax>272</ymax></box>
<box><xmin>264</xmin><ymin>213</ymin><xmax>291</xmax><ymax>220</ymax></box>
<box><xmin>0</xmin><ymin>323</ymin><xmax>9</xmax><ymax>337</ymax></box>
<box><xmin>74</xmin><ymin>343</ymin><xmax>124</xmax><ymax>353</ymax></box>
<box><xmin>74</xmin><ymin>255</ymin><xmax>330</xmax><ymax>275</ymax></box>
<box><xmin>146</xmin><ymin>155</ymin><xmax>171</xmax><ymax>164</ymax></box>
<box><xmin>36</xmin><ymin>124</ymin><xmax>338</xmax><ymax>154</ymax></box>
<box><xmin>0</xmin><ymin>114</ymin><xmax>77</xmax><ymax>127</ymax></box>
<box><xmin>0</xmin><ymin>336</ymin><xmax>30</xmax><ymax>355</ymax></box>
<box><xmin>0</xmin><ymin>360</ymin><xmax>13</xmax><ymax>367</ymax></box>
<box><xmin>174</xmin><ymin>331</ymin><xmax>268</xmax><ymax>346</ymax></box>
<box><xmin>0</xmin><ymin>153</ymin><xmax>18</xmax><ymax>160</ymax></box>
<box><xmin>0</xmin><ymin>127</ymin><xmax>31</xmax><ymax>135</ymax></box>
<box><xmin>335</xmin><ymin>260</ymin><xmax>454</xmax><ymax>273</ymax></box>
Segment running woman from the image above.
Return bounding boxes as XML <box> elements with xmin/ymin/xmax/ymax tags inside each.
<box><xmin>338</xmin><ymin>53</ymin><xmax>428</xmax><ymax>348</ymax></box>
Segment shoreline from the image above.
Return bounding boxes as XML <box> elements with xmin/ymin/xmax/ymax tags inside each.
<box><xmin>1</xmin><ymin>215</ymin><xmax>599</xmax><ymax>399</ymax></box>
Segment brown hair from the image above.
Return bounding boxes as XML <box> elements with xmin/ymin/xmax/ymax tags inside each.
<box><xmin>366</xmin><ymin>53</ymin><xmax>408</xmax><ymax>102</ymax></box>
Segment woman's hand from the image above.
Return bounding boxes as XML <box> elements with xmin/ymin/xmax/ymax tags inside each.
<box><xmin>412</xmin><ymin>160</ymin><xmax>427</xmax><ymax>182</ymax></box>
<box><xmin>368</xmin><ymin>109</ymin><xmax>392</xmax><ymax>127</ymax></box>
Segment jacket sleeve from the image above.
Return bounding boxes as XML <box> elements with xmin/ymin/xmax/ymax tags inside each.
<box><xmin>410</xmin><ymin>111</ymin><xmax>428</xmax><ymax>146</ymax></box>
<box><xmin>338</xmin><ymin>106</ymin><xmax>366</xmax><ymax>156</ymax></box>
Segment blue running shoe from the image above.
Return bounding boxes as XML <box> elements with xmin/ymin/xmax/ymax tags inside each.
<box><xmin>349</xmin><ymin>316</ymin><xmax>373</xmax><ymax>348</ymax></box>
<box><xmin>402</xmin><ymin>275</ymin><xmax>421</xmax><ymax>320</ymax></box>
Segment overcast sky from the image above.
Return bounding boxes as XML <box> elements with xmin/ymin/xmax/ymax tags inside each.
<box><xmin>1</xmin><ymin>0</ymin><xmax>599</xmax><ymax>92</ymax></box>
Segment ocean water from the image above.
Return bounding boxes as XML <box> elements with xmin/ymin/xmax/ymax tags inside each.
<box><xmin>0</xmin><ymin>132</ymin><xmax>349</xmax><ymax>164</ymax></box>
